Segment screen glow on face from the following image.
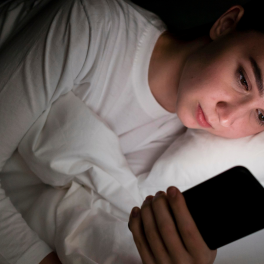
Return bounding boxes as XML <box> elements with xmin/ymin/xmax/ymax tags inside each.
<box><xmin>175</xmin><ymin>31</ymin><xmax>264</xmax><ymax>139</ymax></box>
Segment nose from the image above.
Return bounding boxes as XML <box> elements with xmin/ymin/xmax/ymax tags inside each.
<box><xmin>216</xmin><ymin>101</ymin><xmax>250</xmax><ymax>127</ymax></box>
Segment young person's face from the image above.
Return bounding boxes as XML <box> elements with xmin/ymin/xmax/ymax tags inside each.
<box><xmin>176</xmin><ymin>29</ymin><xmax>264</xmax><ymax>139</ymax></box>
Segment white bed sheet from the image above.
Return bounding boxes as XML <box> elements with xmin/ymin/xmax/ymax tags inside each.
<box><xmin>1</xmin><ymin>151</ymin><xmax>142</xmax><ymax>264</ymax></box>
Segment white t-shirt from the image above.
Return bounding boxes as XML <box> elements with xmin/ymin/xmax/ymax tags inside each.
<box><xmin>0</xmin><ymin>0</ymin><xmax>184</xmax><ymax>263</ymax></box>
<box><xmin>71</xmin><ymin>0</ymin><xmax>185</xmax><ymax>176</ymax></box>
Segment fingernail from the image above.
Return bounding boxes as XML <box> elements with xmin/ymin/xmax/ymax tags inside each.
<box><xmin>168</xmin><ymin>187</ymin><xmax>177</xmax><ymax>198</ymax></box>
<box><xmin>155</xmin><ymin>191</ymin><xmax>164</xmax><ymax>197</ymax></box>
<box><xmin>143</xmin><ymin>195</ymin><xmax>153</xmax><ymax>205</ymax></box>
<box><xmin>132</xmin><ymin>207</ymin><xmax>139</xmax><ymax>217</ymax></box>
<box><xmin>146</xmin><ymin>195</ymin><xmax>153</xmax><ymax>201</ymax></box>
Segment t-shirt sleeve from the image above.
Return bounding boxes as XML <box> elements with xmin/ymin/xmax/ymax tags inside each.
<box><xmin>0</xmin><ymin>0</ymin><xmax>90</xmax><ymax>262</ymax></box>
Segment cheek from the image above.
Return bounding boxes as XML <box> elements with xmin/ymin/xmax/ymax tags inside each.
<box><xmin>177</xmin><ymin>53</ymin><xmax>224</xmax><ymax>98</ymax></box>
<box><xmin>177</xmin><ymin>39</ymin><xmax>234</xmax><ymax>96</ymax></box>
<box><xmin>175</xmin><ymin>70</ymin><xmax>216</xmax><ymax>127</ymax></box>
<box><xmin>175</xmin><ymin>48</ymin><xmax>234</xmax><ymax>128</ymax></box>
<box><xmin>176</xmin><ymin>65</ymin><xmax>219</xmax><ymax>110</ymax></box>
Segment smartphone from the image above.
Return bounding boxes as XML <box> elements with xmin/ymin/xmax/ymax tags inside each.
<box><xmin>182</xmin><ymin>166</ymin><xmax>264</xmax><ymax>250</ymax></box>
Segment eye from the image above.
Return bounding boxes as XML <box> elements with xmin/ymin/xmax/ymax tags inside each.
<box><xmin>257</xmin><ymin>109</ymin><xmax>264</xmax><ymax>126</ymax></box>
<box><xmin>238</xmin><ymin>70</ymin><xmax>249</xmax><ymax>91</ymax></box>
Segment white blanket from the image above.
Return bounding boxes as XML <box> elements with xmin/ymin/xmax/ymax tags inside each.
<box><xmin>15</xmin><ymin>91</ymin><xmax>143</xmax><ymax>263</ymax></box>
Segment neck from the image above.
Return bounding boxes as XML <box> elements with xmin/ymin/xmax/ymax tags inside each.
<box><xmin>149</xmin><ymin>31</ymin><xmax>211</xmax><ymax>113</ymax></box>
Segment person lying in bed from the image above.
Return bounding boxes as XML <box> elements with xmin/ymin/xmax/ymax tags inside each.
<box><xmin>128</xmin><ymin>1</ymin><xmax>264</xmax><ymax>263</ymax></box>
<box><xmin>0</xmin><ymin>0</ymin><xmax>263</xmax><ymax>263</ymax></box>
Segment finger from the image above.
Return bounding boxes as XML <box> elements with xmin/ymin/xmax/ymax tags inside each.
<box><xmin>140</xmin><ymin>195</ymin><xmax>171</xmax><ymax>264</ymax></box>
<box><xmin>151</xmin><ymin>191</ymin><xmax>189</xmax><ymax>261</ymax></box>
<box><xmin>129</xmin><ymin>206</ymin><xmax>156</xmax><ymax>264</ymax></box>
<box><xmin>166</xmin><ymin>186</ymin><xmax>216</xmax><ymax>258</ymax></box>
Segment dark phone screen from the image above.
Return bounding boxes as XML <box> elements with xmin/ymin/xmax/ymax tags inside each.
<box><xmin>182</xmin><ymin>166</ymin><xmax>264</xmax><ymax>250</ymax></box>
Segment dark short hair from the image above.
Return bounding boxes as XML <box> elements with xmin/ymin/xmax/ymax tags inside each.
<box><xmin>236</xmin><ymin>1</ymin><xmax>264</xmax><ymax>34</ymax></box>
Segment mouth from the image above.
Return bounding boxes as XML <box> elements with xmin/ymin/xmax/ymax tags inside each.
<box><xmin>196</xmin><ymin>104</ymin><xmax>212</xmax><ymax>128</ymax></box>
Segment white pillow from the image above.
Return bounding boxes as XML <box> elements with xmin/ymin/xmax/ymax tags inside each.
<box><xmin>139</xmin><ymin>129</ymin><xmax>264</xmax><ymax>195</ymax></box>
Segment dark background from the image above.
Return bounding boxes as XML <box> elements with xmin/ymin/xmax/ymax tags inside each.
<box><xmin>131</xmin><ymin>0</ymin><xmax>251</xmax><ymax>39</ymax></box>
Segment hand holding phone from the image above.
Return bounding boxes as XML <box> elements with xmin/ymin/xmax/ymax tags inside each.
<box><xmin>129</xmin><ymin>183</ymin><xmax>217</xmax><ymax>264</ymax></box>
<box><xmin>128</xmin><ymin>166</ymin><xmax>264</xmax><ymax>263</ymax></box>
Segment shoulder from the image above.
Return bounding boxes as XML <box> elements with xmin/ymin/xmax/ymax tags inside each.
<box><xmin>78</xmin><ymin>0</ymin><xmax>166</xmax><ymax>31</ymax></box>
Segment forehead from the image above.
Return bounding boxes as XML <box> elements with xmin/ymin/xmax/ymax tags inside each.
<box><xmin>210</xmin><ymin>31</ymin><xmax>264</xmax><ymax>63</ymax></box>
<box><xmin>237</xmin><ymin>32</ymin><xmax>264</xmax><ymax>98</ymax></box>
<box><xmin>213</xmin><ymin>31</ymin><xmax>264</xmax><ymax>99</ymax></box>
<box><xmin>224</xmin><ymin>31</ymin><xmax>264</xmax><ymax>69</ymax></box>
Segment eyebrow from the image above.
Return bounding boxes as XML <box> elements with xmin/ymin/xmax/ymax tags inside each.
<box><xmin>249</xmin><ymin>56</ymin><xmax>264</xmax><ymax>97</ymax></box>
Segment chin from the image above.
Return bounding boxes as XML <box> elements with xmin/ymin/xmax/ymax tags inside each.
<box><xmin>177</xmin><ymin>111</ymin><xmax>197</xmax><ymax>129</ymax></box>
<box><xmin>179</xmin><ymin>119</ymin><xmax>195</xmax><ymax>129</ymax></box>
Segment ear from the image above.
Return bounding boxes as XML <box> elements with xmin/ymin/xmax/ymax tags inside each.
<box><xmin>209</xmin><ymin>5</ymin><xmax>244</xmax><ymax>40</ymax></box>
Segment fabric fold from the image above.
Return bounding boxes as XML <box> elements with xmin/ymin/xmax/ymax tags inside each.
<box><xmin>19</xmin><ymin>92</ymin><xmax>143</xmax><ymax>213</ymax></box>
<box><xmin>18</xmin><ymin>91</ymin><xmax>143</xmax><ymax>263</ymax></box>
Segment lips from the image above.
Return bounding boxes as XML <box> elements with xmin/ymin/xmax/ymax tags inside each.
<box><xmin>196</xmin><ymin>104</ymin><xmax>212</xmax><ymax>128</ymax></box>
